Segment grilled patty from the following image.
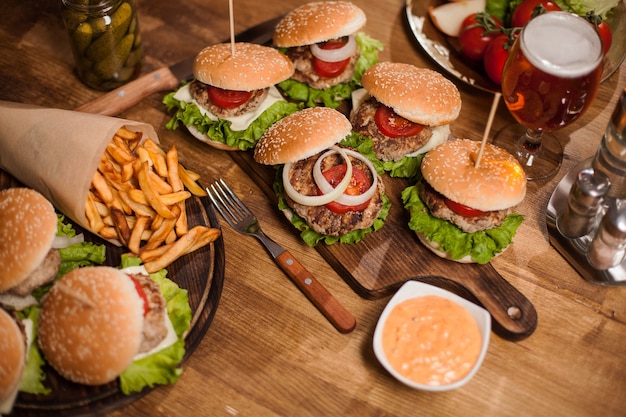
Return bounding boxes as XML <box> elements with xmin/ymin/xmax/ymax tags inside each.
<box><xmin>350</xmin><ymin>98</ymin><xmax>433</xmax><ymax>162</ymax></box>
<box><xmin>419</xmin><ymin>179</ymin><xmax>509</xmax><ymax>233</ymax></box>
<box><xmin>8</xmin><ymin>249</ymin><xmax>60</xmax><ymax>297</ymax></box>
<box><xmin>131</xmin><ymin>273</ymin><xmax>168</xmax><ymax>353</ymax></box>
<box><xmin>284</xmin><ymin>151</ymin><xmax>385</xmax><ymax>237</ymax></box>
<box><xmin>189</xmin><ymin>80</ymin><xmax>269</xmax><ymax>118</ymax></box>
<box><xmin>285</xmin><ymin>45</ymin><xmax>358</xmax><ymax>90</ymax></box>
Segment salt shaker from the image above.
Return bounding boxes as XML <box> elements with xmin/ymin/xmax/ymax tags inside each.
<box><xmin>591</xmin><ymin>87</ymin><xmax>626</xmax><ymax>198</ymax></box>
<box><xmin>587</xmin><ymin>199</ymin><xmax>626</xmax><ymax>270</ymax></box>
<box><xmin>557</xmin><ymin>167</ymin><xmax>610</xmax><ymax>238</ymax></box>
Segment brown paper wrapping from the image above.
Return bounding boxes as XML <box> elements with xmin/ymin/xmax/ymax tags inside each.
<box><xmin>0</xmin><ymin>100</ymin><xmax>159</xmax><ymax>239</ymax></box>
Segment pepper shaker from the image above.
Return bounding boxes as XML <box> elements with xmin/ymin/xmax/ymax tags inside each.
<box><xmin>587</xmin><ymin>199</ymin><xmax>626</xmax><ymax>270</ymax></box>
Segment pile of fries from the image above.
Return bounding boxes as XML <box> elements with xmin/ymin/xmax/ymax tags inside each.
<box><xmin>86</xmin><ymin>126</ymin><xmax>220</xmax><ymax>273</ymax></box>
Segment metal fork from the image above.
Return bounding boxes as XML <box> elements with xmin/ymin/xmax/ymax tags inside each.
<box><xmin>206</xmin><ymin>179</ymin><xmax>356</xmax><ymax>333</ymax></box>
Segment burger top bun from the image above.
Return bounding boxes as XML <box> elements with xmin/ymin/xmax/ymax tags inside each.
<box><xmin>254</xmin><ymin>107</ymin><xmax>352</xmax><ymax>165</ymax></box>
<box><xmin>38</xmin><ymin>267</ymin><xmax>145</xmax><ymax>386</ymax></box>
<box><xmin>193</xmin><ymin>42</ymin><xmax>294</xmax><ymax>91</ymax></box>
<box><xmin>361</xmin><ymin>62</ymin><xmax>462</xmax><ymax>126</ymax></box>
<box><xmin>0</xmin><ymin>188</ymin><xmax>57</xmax><ymax>292</ymax></box>
<box><xmin>0</xmin><ymin>308</ymin><xmax>25</xmax><ymax>404</ymax></box>
<box><xmin>421</xmin><ymin>138</ymin><xmax>527</xmax><ymax>212</ymax></box>
<box><xmin>273</xmin><ymin>1</ymin><xmax>366</xmax><ymax>47</ymax></box>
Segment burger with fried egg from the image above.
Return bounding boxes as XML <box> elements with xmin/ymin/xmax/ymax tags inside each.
<box><xmin>254</xmin><ymin>107</ymin><xmax>390</xmax><ymax>246</ymax></box>
<box><xmin>402</xmin><ymin>138</ymin><xmax>526</xmax><ymax>264</ymax></box>
<box><xmin>163</xmin><ymin>42</ymin><xmax>301</xmax><ymax>151</ymax></box>
<box><xmin>273</xmin><ymin>1</ymin><xmax>383</xmax><ymax>108</ymax></box>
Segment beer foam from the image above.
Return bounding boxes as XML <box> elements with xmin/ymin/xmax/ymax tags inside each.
<box><xmin>521</xmin><ymin>12</ymin><xmax>602</xmax><ymax>78</ymax></box>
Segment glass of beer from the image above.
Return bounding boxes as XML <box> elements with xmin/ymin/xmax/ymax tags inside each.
<box><xmin>493</xmin><ymin>11</ymin><xmax>603</xmax><ymax>181</ymax></box>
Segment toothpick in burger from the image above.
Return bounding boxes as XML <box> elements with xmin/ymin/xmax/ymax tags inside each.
<box><xmin>273</xmin><ymin>1</ymin><xmax>383</xmax><ymax>108</ymax></box>
<box><xmin>37</xmin><ymin>262</ymin><xmax>191</xmax><ymax>394</ymax></box>
<box><xmin>163</xmin><ymin>42</ymin><xmax>301</xmax><ymax>151</ymax></box>
<box><xmin>347</xmin><ymin>62</ymin><xmax>462</xmax><ymax>178</ymax></box>
<box><xmin>402</xmin><ymin>139</ymin><xmax>526</xmax><ymax>264</ymax></box>
<box><xmin>254</xmin><ymin>107</ymin><xmax>390</xmax><ymax>246</ymax></box>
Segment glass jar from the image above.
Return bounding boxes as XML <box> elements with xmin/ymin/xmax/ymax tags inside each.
<box><xmin>61</xmin><ymin>0</ymin><xmax>144</xmax><ymax>90</ymax></box>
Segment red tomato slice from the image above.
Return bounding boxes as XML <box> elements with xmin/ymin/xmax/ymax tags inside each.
<box><xmin>207</xmin><ymin>86</ymin><xmax>253</xmax><ymax>109</ymax></box>
<box><xmin>129</xmin><ymin>275</ymin><xmax>150</xmax><ymax>316</ymax></box>
<box><xmin>311</xmin><ymin>40</ymin><xmax>351</xmax><ymax>78</ymax></box>
<box><xmin>445</xmin><ymin>198</ymin><xmax>486</xmax><ymax>217</ymax></box>
<box><xmin>375</xmin><ymin>105</ymin><xmax>424</xmax><ymax>138</ymax></box>
<box><xmin>318</xmin><ymin>164</ymin><xmax>372</xmax><ymax>214</ymax></box>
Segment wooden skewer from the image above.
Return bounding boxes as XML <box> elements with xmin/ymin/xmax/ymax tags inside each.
<box><xmin>475</xmin><ymin>92</ymin><xmax>502</xmax><ymax>168</ymax></box>
<box><xmin>229</xmin><ymin>0</ymin><xmax>235</xmax><ymax>56</ymax></box>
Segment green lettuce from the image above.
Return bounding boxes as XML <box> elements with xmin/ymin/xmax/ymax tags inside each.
<box><xmin>401</xmin><ymin>183</ymin><xmax>524</xmax><ymax>264</ymax></box>
<box><xmin>554</xmin><ymin>0</ymin><xmax>619</xmax><ymax>18</ymax></box>
<box><xmin>273</xmin><ymin>166</ymin><xmax>391</xmax><ymax>247</ymax></box>
<box><xmin>163</xmin><ymin>88</ymin><xmax>301</xmax><ymax>151</ymax></box>
<box><xmin>17</xmin><ymin>306</ymin><xmax>50</xmax><ymax>395</ymax></box>
<box><xmin>118</xmin><ymin>255</ymin><xmax>191</xmax><ymax>395</ymax></box>
<box><xmin>277</xmin><ymin>32</ymin><xmax>384</xmax><ymax>108</ymax></box>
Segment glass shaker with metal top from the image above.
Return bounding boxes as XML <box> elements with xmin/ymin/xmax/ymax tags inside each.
<box><xmin>61</xmin><ymin>0</ymin><xmax>144</xmax><ymax>90</ymax></box>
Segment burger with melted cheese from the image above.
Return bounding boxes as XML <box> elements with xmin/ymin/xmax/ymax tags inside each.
<box><xmin>0</xmin><ymin>308</ymin><xmax>27</xmax><ymax>415</ymax></box>
<box><xmin>273</xmin><ymin>1</ymin><xmax>383</xmax><ymax>108</ymax></box>
<box><xmin>402</xmin><ymin>139</ymin><xmax>526</xmax><ymax>264</ymax></box>
<box><xmin>348</xmin><ymin>62</ymin><xmax>462</xmax><ymax>178</ymax></box>
<box><xmin>254</xmin><ymin>107</ymin><xmax>389</xmax><ymax>246</ymax></box>
<box><xmin>163</xmin><ymin>42</ymin><xmax>301</xmax><ymax>151</ymax></box>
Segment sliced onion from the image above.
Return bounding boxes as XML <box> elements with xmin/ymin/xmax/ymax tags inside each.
<box><xmin>313</xmin><ymin>148</ymin><xmax>378</xmax><ymax>206</ymax></box>
<box><xmin>310</xmin><ymin>35</ymin><xmax>357</xmax><ymax>63</ymax></box>
<box><xmin>51</xmin><ymin>233</ymin><xmax>85</xmax><ymax>249</ymax></box>
<box><xmin>283</xmin><ymin>146</ymin><xmax>353</xmax><ymax>206</ymax></box>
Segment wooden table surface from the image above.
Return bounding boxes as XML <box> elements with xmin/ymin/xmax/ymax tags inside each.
<box><xmin>1</xmin><ymin>0</ymin><xmax>626</xmax><ymax>416</ymax></box>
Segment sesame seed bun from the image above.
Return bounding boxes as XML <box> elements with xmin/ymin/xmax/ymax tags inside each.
<box><xmin>0</xmin><ymin>188</ymin><xmax>58</xmax><ymax>292</ymax></box>
<box><xmin>361</xmin><ymin>62</ymin><xmax>462</xmax><ymax>126</ymax></box>
<box><xmin>193</xmin><ymin>43</ymin><xmax>294</xmax><ymax>91</ymax></box>
<box><xmin>253</xmin><ymin>107</ymin><xmax>352</xmax><ymax>165</ymax></box>
<box><xmin>421</xmin><ymin>138</ymin><xmax>526</xmax><ymax>211</ymax></box>
<box><xmin>273</xmin><ymin>1</ymin><xmax>367</xmax><ymax>47</ymax></box>
<box><xmin>0</xmin><ymin>309</ymin><xmax>25</xmax><ymax>406</ymax></box>
<box><xmin>38</xmin><ymin>267</ymin><xmax>144</xmax><ymax>386</ymax></box>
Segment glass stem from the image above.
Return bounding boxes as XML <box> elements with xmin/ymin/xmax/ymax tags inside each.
<box><xmin>519</xmin><ymin>129</ymin><xmax>543</xmax><ymax>153</ymax></box>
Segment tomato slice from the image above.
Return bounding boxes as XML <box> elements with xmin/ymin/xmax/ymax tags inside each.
<box><xmin>129</xmin><ymin>275</ymin><xmax>150</xmax><ymax>316</ymax></box>
<box><xmin>375</xmin><ymin>105</ymin><xmax>424</xmax><ymax>138</ymax></box>
<box><xmin>318</xmin><ymin>164</ymin><xmax>372</xmax><ymax>214</ymax></box>
<box><xmin>207</xmin><ymin>86</ymin><xmax>253</xmax><ymax>109</ymax></box>
<box><xmin>444</xmin><ymin>198</ymin><xmax>486</xmax><ymax>217</ymax></box>
<box><xmin>311</xmin><ymin>40</ymin><xmax>351</xmax><ymax>78</ymax></box>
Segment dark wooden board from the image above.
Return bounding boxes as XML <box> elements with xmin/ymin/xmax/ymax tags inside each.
<box><xmin>229</xmin><ymin>151</ymin><xmax>537</xmax><ymax>341</ymax></box>
<box><xmin>1</xmin><ymin>171</ymin><xmax>226</xmax><ymax>417</ymax></box>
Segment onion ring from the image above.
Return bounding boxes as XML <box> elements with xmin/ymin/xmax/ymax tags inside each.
<box><xmin>310</xmin><ymin>35</ymin><xmax>357</xmax><ymax>63</ymax></box>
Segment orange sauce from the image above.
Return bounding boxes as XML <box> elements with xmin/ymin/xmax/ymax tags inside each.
<box><xmin>382</xmin><ymin>295</ymin><xmax>482</xmax><ymax>386</ymax></box>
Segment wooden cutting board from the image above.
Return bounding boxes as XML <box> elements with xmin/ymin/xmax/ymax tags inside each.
<box><xmin>229</xmin><ymin>151</ymin><xmax>537</xmax><ymax>341</ymax></box>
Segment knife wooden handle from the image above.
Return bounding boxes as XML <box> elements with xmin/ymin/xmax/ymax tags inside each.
<box><xmin>275</xmin><ymin>250</ymin><xmax>357</xmax><ymax>333</ymax></box>
<box><xmin>74</xmin><ymin>67</ymin><xmax>180</xmax><ymax>116</ymax></box>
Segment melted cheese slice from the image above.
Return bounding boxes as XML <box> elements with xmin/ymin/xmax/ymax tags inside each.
<box><xmin>173</xmin><ymin>84</ymin><xmax>285</xmax><ymax>132</ymax></box>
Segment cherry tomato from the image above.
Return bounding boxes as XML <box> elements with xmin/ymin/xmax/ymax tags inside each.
<box><xmin>483</xmin><ymin>33</ymin><xmax>513</xmax><ymax>85</ymax></box>
<box><xmin>311</xmin><ymin>40</ymin><xmax>351</xmax><ymax>78</ymax></box>
<box><xmin>585</xmin><ymin>12</ymin><xmax>612</xmax><ymax>56</ymax></box>
<box><xmin>374</xmin><ymin>105</ymin><xmax>424</xmax><ymax>138</ymax></box>
<box><xmin>445</xmin><ymin>198</ymin><xmax>486</xmax><ymax>217</ymax></box>
<box><xmin>510</xmin><ymin>0</ymin><xmax>561</xmax><ymax>28</ymax></box>
<box><xmin>129</xmin><ymin>275</ymin><xmax>150</xmax><ymax>316</ymax></box>
<box><xmin>319</xmin><ymin>164</ymin><xmax>372</xmax><ymax>214</ymax></box>
<box><xmin>207</xmin><ymin>86</ymin><xmax>253</xmax><ymax>109</ymax></box>
<box><xmin>458</xmin><ymin>12</ymin><xmax>503</xmax><ymax>61</ymax></box>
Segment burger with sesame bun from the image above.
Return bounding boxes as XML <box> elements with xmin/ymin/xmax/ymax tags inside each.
<box><xmin>38</xmin><ymin>262</ymin><xmax>191</xmax><ymax>394</ymax></box>
<box><xmin>0</xmin><ymin>308</ymin><xmax>27</xmax><ymax>415</ymax></box>
<box><xmin>163</xmin><ymin>42</ymin><xmax>301</xmax><ymax>151</ymax></box>
<box><xmin>402</xmin><ymin>139</ymin><xmax>526</xmax><ymax>264</ymax></box>
<box><xmin>346</xmin><ymin>62</ymin><xmax>462</xmax><ymax>178</ymax></box>
<box><xmin>254</xmin><ymin>107</ymin><xmax>390</xmax><ymax>246</ymax></box>
<box><xmin>273</xmin><ymin>1</ymin><xmax>383</xmax><ymax>109</ymax></box>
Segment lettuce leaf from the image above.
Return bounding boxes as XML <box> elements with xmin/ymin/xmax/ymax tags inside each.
<box><xmin>401</xmin><ymin>183</ymin><xmax>524</xmax><ymax>264</ymax></box>
<box><xmin>277</xmin><ymin>32</ymin><xmax>384</xmax><ymax>108</ymax></box>
<box><xmin>273</xmin><ymin>166</ymin><xmax>391</xmax><ymax>246</ymax></box>
<box><xmin>118</xmin><ymin>255</ymin><xmax>191</xmax><ymax>395</ymax></box>
<box><xmin>17</xmin><ymin>307</ymin><xmax>50</xmax><ymax>395</ymax></box>
<box><xmin>163</xmin><ymin>91</ymin><xmax>301</xmax><ymax>151</ymax></box>
<box><xmin>554</xmin><ymin>0</ymin><xmax>619</xmax><ymax>18</ymax></box>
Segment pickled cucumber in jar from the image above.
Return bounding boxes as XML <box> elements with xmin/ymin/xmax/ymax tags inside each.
<box><xmin>61</xmin><ymin>0</ymin><xmax>143</xmax><ymax>90</ymax></box>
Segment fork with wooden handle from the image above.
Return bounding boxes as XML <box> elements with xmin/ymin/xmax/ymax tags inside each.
<box><xmin>206</xmin><ymin>179</ymin><xmax>356</xmax><ymax>333</ymax></box>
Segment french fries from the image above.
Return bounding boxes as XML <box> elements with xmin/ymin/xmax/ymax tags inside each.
<box><xmin>86</xmin><ymin>127</ymin><xmax>220</xmax><ymax>273</ymax></box>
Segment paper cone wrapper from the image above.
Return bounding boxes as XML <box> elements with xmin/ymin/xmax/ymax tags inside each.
<box><xmin>0</xmin><ymin>100</ymin><xmax>159</xmax><ymax>239</ymax></box>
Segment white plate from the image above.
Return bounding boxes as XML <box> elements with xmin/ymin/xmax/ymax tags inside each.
<box><xmin>373</xmin><ymin>280</ymin><xmax>491</xmax><ymax>391</ymax></box>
